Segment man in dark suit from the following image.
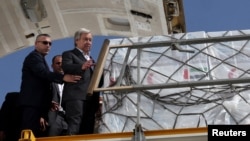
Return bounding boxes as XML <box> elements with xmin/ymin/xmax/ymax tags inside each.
<box><xmin>62</xmin><ymin>28</ymin><xmax>103</xmax><ymax>135</ymax></box>
<box><xmin>18</xmin><ymin>34</ymin><xmax>81</xmax><ymax>137</ymax></box>
<box><xmin>0</xmin><ymin>92</ymin><xmax>20</xmax><ymax>141</ymax></box>
<box><xmin>47</xmin><ymin>55</ymin><xmax>68</xmax><ymax>136</ymax></box>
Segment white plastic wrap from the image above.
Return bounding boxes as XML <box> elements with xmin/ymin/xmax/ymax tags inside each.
<box><xmin>96</xmin><ymin>30</ymin><xmax>250</xmax><ymax>133</ymax></box>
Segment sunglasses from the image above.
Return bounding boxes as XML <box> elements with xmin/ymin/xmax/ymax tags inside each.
<box><xmin>37</xmin><ymin>41</ymin><xmax>52</xmax><ymax>46</ymax></box>
<box><xmin>55</xmin><ymin>62</ymin><xmax>62</xmax><ymax>65</ymax></box>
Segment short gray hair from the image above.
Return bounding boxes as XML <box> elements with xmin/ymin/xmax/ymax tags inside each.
<box><xmin>74</xmin><ymin>28</ymin><xmax>91</xmax><ymax>47</ymax></box>
<box><xmin>35</xmin><ymin>33</ymin><xmax>51</xmax><ymax>41</ymax></box>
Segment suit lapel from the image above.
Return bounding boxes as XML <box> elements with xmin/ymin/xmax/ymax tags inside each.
<box><xmin>54</xmin><ymin>83</ymin><xmax>60</xmax><ymax>93</ymax></box>
<box><xmin>72</xmin><ymin>48</ymin><xmax>93</xmax><ymax>73</ymax></box>
<box><xmin>73</xmin><ymin>48</ymin><xmax>86</xmax><ymax>61</ymax></box>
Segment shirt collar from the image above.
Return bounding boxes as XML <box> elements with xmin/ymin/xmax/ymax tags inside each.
<box><xmin>76</xmin><ymin>47</ymin><xmax>90</xmax><ymax>55</ymax></box>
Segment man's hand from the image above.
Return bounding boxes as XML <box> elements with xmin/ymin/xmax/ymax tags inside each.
<box><xmin>82</xmin><ymin>60</ymin><xmax>95</xmax><ymax>70</ymax></box>
<box><xmin>63</xmin><ymin>74</ymin><xmax>81</xmax><ymax>83</ymax></box>
<box><xmin>51</xmin><ymin>101</ymin><xmax>59</xmax><ymax>111</ymax></box>
<box><xmin>40</xmin><ymin>117</ymin><xmax>48</xmax><ymax>131</ymax></box>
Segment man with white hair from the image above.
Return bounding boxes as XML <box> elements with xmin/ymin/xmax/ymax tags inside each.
<box><xmin>62</xmin><ymin>28</ymin><xmax>103</xmax><ymax>135</ymax></box>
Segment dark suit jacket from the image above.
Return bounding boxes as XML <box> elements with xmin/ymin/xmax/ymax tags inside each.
<box><xmin>62</xmin><ymin>48</ymin><xmax>104</xmax><ymax>134</ymax></box>
<box><xmin>51</xmin><ymin>83</ymin><xmax>61</xmax><ymax>104</ymax></box>
<box><xmin>48</xmin><ymin>83</ymin><xmax>64</xmax><ymax>126</ymax></box>
<box><xmin>62</xmin><ymin>48</ymin><xmax>93</xmax><ymax>103</ymax></box>
<box><xmin>0</xmin><ymin>92</ymin><xmax>20</xmax><ymax>141</ymax></box>
<box><xmin>19</xmin><ymin>50</ymin><xmax>64</xmax><ymax>115</ymax></box>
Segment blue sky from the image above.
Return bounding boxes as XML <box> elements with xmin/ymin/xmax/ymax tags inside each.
<box><xmin>1</xmin><ymin>0</ymin><xmax>250</xmax><ymax>105</ymax></box>
<box><xmin>184</xmin><ymin>0</ymin><xmax>250</xmax><ymax>32</ymax></box>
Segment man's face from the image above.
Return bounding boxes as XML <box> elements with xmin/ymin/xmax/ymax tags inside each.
<box><xmin>35</xmin><ymin>36</ymin><xmax>52</xmax><ymax>55</ymax></box>
<box><xmin>76</xmin><ymin>33</ymin><xmax>92</xmax><ymax>53</ymax></box>
<box><xmin>52</xmin><ymin>56</ymin><xmax>63</xmax><ymax>74</ymax></box>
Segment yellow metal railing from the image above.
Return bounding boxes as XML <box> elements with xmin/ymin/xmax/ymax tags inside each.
<box><xmin>19</xmin><ymin>127</ymin><xmax>207</xmax><ymax>141</ymax></box>
<box><xmin>19</xmin><ymin>130</ymin><xmax>36</xmax><ymax>141</ymax></box>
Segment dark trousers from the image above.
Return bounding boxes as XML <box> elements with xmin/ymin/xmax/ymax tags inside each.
<box><xmin>20</xmin><ymin>107</ymin><xmax>46</xmax><ymax>137</ymax></box>
<box><xmin>64</xmin><ymin>94</ymin><xmax>99</xmax><ymax>135</ymax></box>
<box><xmin>48</xmin><ymin>110</ymin><xmax>68</xmax><ymax>136</ymax></box>
<box><xmin>80</xmin><ymin>101</ymin><xmax>95</xmax><ymax>134</ymax></box>
<box><xmin>80</xmin><ymin>94</ymin><xmax>99</xmax><ymax>134</ymax></box>
<box><xmin>64</xmin><ymin>100</ymin><xmax>85</xmax><ymax>135</ymax></box>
